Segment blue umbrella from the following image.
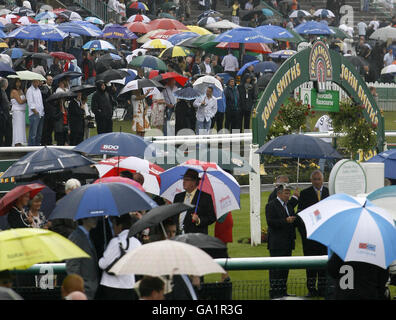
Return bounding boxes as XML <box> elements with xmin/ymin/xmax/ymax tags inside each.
<box><xmin>173</xmin><ymin>87</ymin><xmax>205</xmax><ymax>100</ymax></box>
<box><xmin>49</xmin><ymin>182</ymin><xmax>158</xmax><ymax>220</ymax></box>
<box><xmin>255</xmin><ymin>25</ymin><xmax>293</xmax><ymax>39</ymax></box>
<box><xmin>101</xmin><ymin>24</ymin><xmax>137</xmax><ymax>39</ymax></box>
<box><xmin>0</xmin><ymin>29</ymin><xmax>7</xmax><ymax>38</ymax></box>
<box><xmin>0</xmin><ymin>62</ymin><xmax>16</xmax><ymax>77</ymax></box>
<box><xmin>85</xmin><ymin>16</ymin><xmax>104</xmax><ymax>25</ymax></box>
<box><xmin>298</xmin><ymin>194</ymin><xmax>396</xmax><ymax>269</ymax></box>
<box><xmin>253</xmin><ymin>61</ymin><xmax>278</xmax><ymax>73</ymax></box>
<box><xmin>214</xmin><ymin>27</ymin><xmax>275</xmax><ymax>44</ymax></box>
<box><xmin>73</xmin><ymin>132</ymin><xmax>156</xmax><ymax>158</ymax></box>
<box><xmin>262</xmin><ymin>8</ymin><xmax>274</xmax><ymax>16</ymax></box>
<box><xmin>167</xmin><ymin>32</ymin><xmax>199</xmax><ymax>45</ymax></box>
<box><xmin>2</xmin><ymin>48</ymin><xmax>26</xmax><ymax>59</ymax></box>
<box><xmin>70</xmin><ymin>20</ymin><xmax>102</xmax><ymax>33</ymax></box>
<box><xmin>294</xmin><ymin>21</ymin><xmax>334</xmax><ymax>35</ymax></box>
<box><xmin>237</xmin><ymin>60</ymin><xmax>259</xmax><ymax>76</ymax></box>
<box><xmin>367</xmin><ymin>186</ymin><xmax>396</xmax><ymax>220</ymax></box>
<box><xmin>366</xmin><ymin>149</ymin><xmax>396</xmax><ymax>179</ymax></box>
<box><xmin>7</xmin><ymin>24</ymin><xmax>68</xmax><ymax>41</ymax></box>
<box><xmin>35</xmin><ymin>11</ymin><xmax>58</xmax><ymax>21</ymax></box>
<box><xmin>82</xmin><ymin>39</ymin><xmax>116</xmax><ymax>51</ymax></box>
<box><xmin>256</xmin><ymin>134</ymin><xmax>342</xmax><ymax>159</ymax></box>
<box><xmin>57</xmin><ymin>22</ymin><xmax>102</xmax><ymax>37</ymax></box>
<box><xmin>0</xmin><ymin>147</ymin><xmax>95</xmax><ymax>180</ymax></box>
<box><xmin>215</xmin><ymin>73</ymin><xmax>233</xmax><ymax>84</ymax></box>
<box><xmin>269</xmin><ymin>49</ymin><xmax>297</xmax><ymax>59</ymax></box>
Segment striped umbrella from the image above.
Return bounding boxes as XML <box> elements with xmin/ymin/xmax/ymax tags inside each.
<box><xmin>16</xmin><ymin>16</ymin><xmax>37</xmax><ymax>25</ymax></box>
<box><xmin>160</xmin><ymin>160</ymin><xmax>241</xmax><ymax>220</ymax></box>
<box><xmin>85</xmin><ymin>16</ymin><xmax>104</xmax><ymax>25</ymax></box>
<box><xmin>82</xmin><ymin>40</ymin><xmax>116</xmax><ymax>51</ymax></box>
<box><xmin>313</xmin><ymin>9</ymin><xmax>335</xmax><ymax>18</ymax></box>
<box><xmin>127</xmin><ymin>14</ymin><xmax>151</xmax><ymax>23</ymax></box>
<box><xmin>159</xmin><ymin>46</ymin><xmax>193</xmax><ymax>58</ymax></box>
<box><xmin>141</xmin><ymin>39</ymin><xmax>173</xmax><ymax>49</ymax></box>
<box><xmin>289</xmin><ymin>10</ymin><xmax>311</xmax><ymax>18</ymax></box>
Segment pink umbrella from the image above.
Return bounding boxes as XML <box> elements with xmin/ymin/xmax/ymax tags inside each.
<box><xmin>94</xmin><ymin>156</ymin><xmax>164</xmax><ymax>195</ymax></box>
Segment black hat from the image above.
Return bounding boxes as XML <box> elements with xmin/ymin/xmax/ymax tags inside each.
<box><xmin>182</xmin><ymin>169</ymin><xmax>201</xmax><ymax>182</ymax></box>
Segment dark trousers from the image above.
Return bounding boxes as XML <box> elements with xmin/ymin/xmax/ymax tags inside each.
<box><xmin>0</xmin><ymin>119</ymin><xmax>12</xmax><ymax>146</ymax></box>
<box><xmin>240</xmin><ymin>109</ymin><xmax>251</xmax><ymax>131</ymax></box>
<box><xmin>55</xmin><ymin>130</ymin><xmax>68</xmax><ymax>146</ymax></box>
<box><xmin>70</xmin><ymin>130</ymin><xmax>84</xmax><ymax>146</ymax></box>
<box><xmin>214</xmin><ymin>112</ymin><xmax>225</xmax><ymax>131</ymax></box>
<box><xmin>303</xmin><ymin>239</ymin><xmax>327</xmax><ymax>296</ymax></box>
<box><xmin>269</xmin><ymin>249</ymin><xmax>292</xmax><ymax>299</ymax></box>
<box><xmin>96</xmin><ymin>117</ymin><xmax>113</xmax><ymax>134</ymax></box>
<box><xmin>41</xmin><ymin>114</ymin><xmax>54</xmax><ymax>146</ymax></box>
<box><xmin>225</xmin><ymin>110</ymin><xmax>241</xmax><ymax>132</ymax></box>
<box><xmin>96</xmin><ymin>285</ymin><xmax>139</xmax><ymax>300</ymax></box>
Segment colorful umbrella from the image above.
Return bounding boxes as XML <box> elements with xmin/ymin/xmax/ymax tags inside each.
<box><xmin>126</xmin><ymin>50</ymin><xmax>147</xmax><ymax>63</ymax></box>
<box><xmin>141</xmin><ymin>39</ymin><xmax>173</xmax><ymax>49</ymax></box>
<box><xmin>1</xmin><ymin>14</ymin><xmax>19</xmax><ymax>24</ymax></box>
<box><xmin>149</xmin><ymin>18</ymin><xmax>189</xmax><ymax>30</ymax></box>
<box><xmin>15</xmin><ymin>16</ymin><xmax>37</xmax><ymax>25</ymax></box>
<box><xmin>82</xmin><ymin>39</ymin><xmax>116</xmax><ymax>51</ymax></box>
<box><xmin>101</xmin><ymin>24</ymin><xmax>137</xmax><ymax>39</ymax></box>
<box><xmin>159</xmin><ymin>46</ymin><xmax>193</xmax><ymax>58</ymax></box>
<box><xmin>85</xmin><ymin>16</ymin><xmax>104</xmax><ymax>25</ymax></box>
<box><xmin>160</xmin><ymin>160</ymin><xmax>241</xmax><ymax>220</ymax></box>
<box><xmin>125</xmin><ymin>21</ymin><xmax>153</xmax><ymax>34</ymax></box>
<box><xmin>128</xmin><ymin>1</ymin><xmax>149</xmax><ymax>11</ymax></box>
<box><xmin>127</xmin><ymin>14</ymin><xmax>151</xmax><ymax>23</ymax></box>
<box><xmin>118</xmin><ymin>78</ymin><xmax>164</xmax><ymax>96</ymax></box>
<box><xmin>93</xmin><ymin>176</ymin><xmax>145</xmax><ymax>192</ymax></box>
<box><xmin>0</xmin><ymin>228</ymin><xmax>90</xmax><ymax>271</ymax></box>
<box><xmin>0</xmin><ymin>183</ymin><xmax>45</xmax><ymax>216</ymax></box>
<box><xmin>150</xmin><ymin>29</ymin><xmax>184</xmax><ymax>40</ymax></box>
<box><xmin>152</xmin><ymin>71</ymin><xmax>188</xmax><ymax>86</ymax></box>
<box><xmin>185</xmin><ymin>25</ymin><xmax>212</xmax><ymax>35</ymax></box>
<box><xmin>294</xmin><ymin>21</ymin><xmax>334</xmax><ymax>35</ymax></box>
<box><xmin>178</xmin><ymin>33</ymin><xmax>216</xmax><ymax>48</ymax></box>
<box><xmin>128</xmin><ymin>55</ymin><xmax>168</xmax><ymax>71</ymax></box>
<box><xmin>95</xmin><ymin>156</ymin><xmax>164</xmax><ymax>195</ymax></box>
<box><xmin>49</xmin><ymin>182</ymin><xmax>158</xmax><ymax>221</ymax></box>
<box><xmin>7</xmin><ymin>24</ymin><xmax>68</xmax><ymax>41</ymax></box>
<box><xmin>167</xmin><ymin>32</ymin><xmax>199</xmax><ymax>45</ymax></box>
<box><xmin>298</xmin><ymin>194</ymin><xmax>396</xmax><ymax>269</ymax></box>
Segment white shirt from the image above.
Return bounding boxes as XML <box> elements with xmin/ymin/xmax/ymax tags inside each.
<box><xmin>193</xmin><ymin>94</ymin><xmax>217</xmax><ymax>122</ymax></box>
<box><xmin>245</xmin><ymin>2</ymin><xmax>254</xmax><ymax>10</ymax></box>
<box><xmin>99</xmin><ymin>230</ymin><xmax>142</xmax><ymax>289</ymax></box>
<box><xmin>315</xmin><ymin>115</ymin><xmax>333</xmax><ymax>143</ymax></box>
<box><xmin>204</xmin><ymin>63</ymin><xmax>212</xmax><ymax>75</ymax></box>
<box><xmin>339</xmin><ymin>24</ymin><xmax>354</xmax><ymax>37</ymax></box>
<box><xmin>163</xmin><ymin>86</ymin><xmax>177</xmax><ymax>106</ymax></box>
<box><xmin>369</xmin><ymin>20</ymin><xmax>379</xmax><ymax>30</ymax></box>
<box><xmin>357</xmin><ymin>22</ymin><xmax>367</xmax><ymax>36</ymax></box>
<box><xmin>221</xmin><ymin>54</ymin><xmax>239</xmax><ymax>72</ymax></box>
<box><xmin>277</xmin><ymin>196</ymin><xmax>290</xmax><ymax>216</ymax></box>
<box><xmin>384</xmin><ymin>52</ymin><xmax>394</xmax><ymax>66</ymax></box>
<box><xmin>26</xmin><ymin>85</ymin><xmax>44</xmax><ymax>117</ymax></box>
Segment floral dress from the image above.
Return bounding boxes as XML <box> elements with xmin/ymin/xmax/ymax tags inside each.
<box><xmin>131</xmin><ymin>94</ymin><xmax>150</xmax><ymax>133</ymax></box>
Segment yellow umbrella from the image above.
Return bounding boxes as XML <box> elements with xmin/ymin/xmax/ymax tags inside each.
<box><xmin>159</xmin><ymin>45</ymin><xmax>193</xmax><ymax>58</ymax></box>
<box><xmin>137</xmin><ymin>29</ymin><xmax>166</xmax><ymax>44</ymax></box>
<box><xmin>0</xmin><ymin>42</ymin><xmax>8</xmax><ymax>48</ymax></box>
<box><xmin>141</xmin><ymin>39</ymin><xmax>173</xmax><ymax>49</ymax></box>
<box><xmin>185</xmin><ymin>25</ymin><xmax>212</xmax><ymax>35</ymax></box>
<box><xmin>0</xmin><ymin>228</ymin><xmax>90</xmax><ymax>271</ymax></box>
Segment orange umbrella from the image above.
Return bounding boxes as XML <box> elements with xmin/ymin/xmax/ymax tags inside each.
<box><xmin>150</xmin><ymin>29</ymin><xmax>184</xmax><ymax>40</ymax></box>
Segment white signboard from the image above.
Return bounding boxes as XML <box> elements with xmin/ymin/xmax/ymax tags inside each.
<box><xmin>329</xmin><ymin>159</ymin><xmax>367</xmax><ymax>196</ymax></box>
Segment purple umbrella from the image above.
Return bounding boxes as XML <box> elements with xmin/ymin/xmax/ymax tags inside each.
<box><xmin>101</xmin><ymin>24</ymin><xmax>137</xmax><ymax>39</ymax></box>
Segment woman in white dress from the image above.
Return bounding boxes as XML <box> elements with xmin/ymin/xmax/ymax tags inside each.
<box><xmin>131</xmin><ymin>89</ymin><xmax>152</xmax><ymax>137</ymax></box>
<box><xmin>10</xmin><ymin>79</ymin><xmax>27</xmax><ymax>146</ymax></box>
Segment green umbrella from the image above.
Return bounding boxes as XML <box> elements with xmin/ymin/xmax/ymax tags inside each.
<box><xmin>277</xmin><ymin>27</ymin><xmax>305</xmax><ymax>43</ymax></box>
<box><xmin>158</xmin><ymin>12</ymin><xmax>177</xmax><ymax>20</ymax></box>
<box><xmin>179</xmin><ymin>34</ymin><xmax>217</xmax><ymax>48</ymax></box>
<box><xmin>329</xmin><ymin>26</ymin><xmax>352</xmax><ymax>39</ymax></box>
<box><xmin>128</xmin><ymin>55</ymin><xmax>168</xmax><ymax>72</ymax></box>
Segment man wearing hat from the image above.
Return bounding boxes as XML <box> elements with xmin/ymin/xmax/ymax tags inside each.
<box><xmin>173</xmin><ymin>169</ymin><xmax>216</xmax><ymax>235</ymax></box>
<box><xmin>265</xmin><ymin>183</ymin><xmax>298</xmax><ymax>299</ymax></box>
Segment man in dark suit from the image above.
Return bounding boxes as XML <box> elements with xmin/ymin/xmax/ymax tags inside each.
<box><xmin>173</xmin><ymin>169</ymin><xmax>216</xmax><ymax>235</ymax></box>
<box><xmin>66</xmin><ymin>217</ymin><xmax>100</xmax><ymax>300</ymax></box>
<box><xmin>297</xmin><ymin>170</ymin><xmax>329</xmax><ymax>297</ymax></box>
<box><xmin>268</xmin><ymin>175</ymin><xmax>300</xmax><ymax>205</ymax></box>
<box><xmin>265</xmin><ymin>184</ymin><xmax>298</xmax><ymax>299</ymax></box>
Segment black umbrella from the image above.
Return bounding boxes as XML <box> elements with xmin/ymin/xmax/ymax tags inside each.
<box><xmin>0</xmin><ymin>62</ymin><xmax>16</xmax><ymax>77</ymax></box>
<box><xmin>173</xmin><ymin>233</ymin><xmax>229</xmax><ymax>259</ymax></box>
<box><xmin>46</xmin><ymin>91</ymin><xmax>77</xmax><ymax>102</ymax></box>
<box><xmin>31</xmin><ymin>52</ymin><xmax>52</xmax><ymax>60</ymax></box>
<box><xmin>12</xmin><ymin>6</ymin><xmax>35</xmax><ymax>16</ymax></box>
<box><xmin>96</xmin><ymin>69</ymin><xmax>129</xmax><ymax>82</ymax></box>
<box><xmin>128</xmin><ymin>203</ymin><xmax>194</xmax><ymax>238</ymax></box>
<box><xmin>257</xmin><ymin>72</ymin><xmax>274</xmax><ymax>90</ymax></box>
<box><xmin>344</xmin><ymin>55</ymin><xmax>369</xmax><ymax>70</ymax></box>
<box><xmin>53</xmin><ymin>71</ymin><xmax>83</xmax><ymax>84</ymax></box>
<box><xmin>3</xmin><ymin>23</ymin><xmax>18</xmax><ymax>33</ymax></box>
<box><xmin>70</xmin><ymin>84</ymin><xmax>96</xmax><ymax>95</ymax></box>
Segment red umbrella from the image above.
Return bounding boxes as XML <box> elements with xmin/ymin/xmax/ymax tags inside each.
<box><xmin>0</xmin><ymin>183</ymin><xmax>46</xmax><ymax>216</ymax></box>
<box><xmin>216</xmin><ymin>42</ymin><xmax>272</xmax><ymax>54</ymax></box>
<box><xmin>50</xmin><ymin>52</ymin><xmax>76</xmax><ymax>61</ymax></box>
<box><xmin>150</xmin><ymin>29</ymin><xmax>184</xmax><ymax>40</ymax></box>
<box><xmin>149</xmin><ymin>19</ymin><xmax>189</xmax><ymax>31</ymax></box>
<box><xmin>125</xmin><ymin>22</ymin><xmax>154</xmax><ymax>34</ymax></box>
<box><xmin>152</xmin><ymin>72</ymin><xmax>188</xmax><ymax>86</ymax></box>
<box><xmin>16</xmin><ymin>16</ymin><xmax>37</xmax><ymax>25</ymax></box>
<box><xmin>1</xmin><ymin>14</ymin><xmax>20</xmax><ymax>24</ymax></box>
<box><xmin>93</xmin><ymin>176</ymin><xmax>145</xmax><ymax>193</ymax></box>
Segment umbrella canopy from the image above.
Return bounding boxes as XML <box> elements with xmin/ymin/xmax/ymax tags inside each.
<box><xmin>253</xmin><ymin>61</ymin><xmax>279</xmax><ymax>73</ymax></box>
<box><xmin>52</xmin><ymin>71</ymin><xmax>82</xmax><ymax>85</ymax></box>
<box><xmin>185</xmin><ymin>25</ymin><xmax>212</xmax><ymax>35</ymax></box>
<box><xmin>0</xmin><ymin>147</ymin><xmax>94</xmax><ymax>180</ymax></box>
<box><xmin>49</xmin><ymin>182</ymin><xmax>158</xmax><ymax>221</ymax></box>
<box><xmin>127</xmin><ymin>14</ymin><xmax>151</xmax><ymax>23</ymax></box>
<box><xmin>173</xmin><ymin>87</ymin><xmax>205</xmax><ymax>100</ymax></box>
<box><xmin>0</xmin><ymin>228</ymin><xmax>89</xmax><ymax>271</ymax></box>
<box><xmin>49</xmin><ymin>51</ymin><xmax>75</xmax><ymax>61</ymax></box>
<box><xmin>15</xmin><ymin>16</ymin><xmax>37</xmax><ymax>25</ymax></box>
<box><xmin>3</xmin><ymin>48</ymin><xmax>27</xmax><ymax>59</ymax></box>
<box><xmin>0</xmin><ymin>42</ymin><xmax>8</xmax><ymax>49</ymax></box>
<box><xmin>366</xmin><ymin>149</ymin><xmax>396</xmax><ymax>178</ymax></box>
<box><xmin>215</xmin><ymin>42</ymin><xmax>271</xmax><ymax>54</ymax></box>
<box><xmin>370</xmin><ymin>26</ymin><xmax>396</xmax><ymax>41</ymax></box>
<box><xmin>93</xmin><ymin>176</ymin><xmax>145</xmax><ymax>193</ymax></box>
<box><xmin>58</xmin><ymin>10</ymin><xmax>82</xmax><ymax>21</ymax></box>
<box><xmin>119</xmin><ymin>79</ymin><xmax>164</xmax><ymax>96</ymax></box>
<box><xmin>345</xmin><ymin>55</ymin><xmax>369</xmax><ymax>70</ymax></box>
<box><xmin>35</xmin><ymin>11</ymin><xmax>58</xmax><ymax>21</ymax></box>
<box><xmin>109</xmin><ymin>239</ymin><xmax>226</xmax><ymax>276</ymax></box>
<box><xmin>289</xmin><ymin>9</ymin><xmax>311</xmax><ymax>18</ymax></box>
<box><xmin>197</xmin><ymin>16</ymin><xmax>221</xmax><ymax>27</ymax></box>
<box><xmin>298</xmin><ymin>194</ymin><xmax>396</xmax><ymax>269</ymax></box>
<box><xmin>96</xmin><ymin>69</ymin><xmax>129</xmax><ymax>82</ymax></box>
<box><xmin>237</xmin><ymin>60</ymin><xmax>259</xmax><ymax>76</ymax></box>
<box><xmin>193</xmin><ymin>75</ymin><xmax>223</xmax><ymax>92</ymax></box>
<box><xmin>167</xmin><ymin>32</ymin><xmax>199</xmax><ymax>45</ymax></box>
<box><xmin>101</xmin><ymin>24</ymin><xmax>137</xmax><ymax>39</ymax></box>
<box><xmin>70</xmin><ymin>20</ymin><xmax>102</xmax><ymax>32</ymax></box>
<box><xmin>269</xmin><ymin>49</ymin><xmax>297</xmax><ymax>59</ymax></box>
<box><xmin>0</xmin><ymin>54</ymin><xmax>12</xmax><ymax>67</ymax></box>
<box><xmin>160</xmin><ymin>160</ymin><xmax>241</xmax><ymax>220</ymax></box>
<box><xmin>149</xmin><ymin>18</ymin><xmax>188</xmax><ymax>30</ymax></box>
<box><xmin>178</xmin><ymin>34</ymin><xmax>216</xmax><ymax>48</ymax></box>
<box><xmin>128</xmin><ymin>203</ymin><xmax>194</xmax><ymax>237</ymax></box>
<box><xmin>256</xmin><ymin>134</ymin><xmax>342</xmax><ymax>159</ymax></box>
<box><xmin>0</xmin><ymin>183</ymin><xmax>45</xmax><ymax>216</ymax></box>
<box><xmin>85</xmin><ymin>16</ymin><xmax>104</xmax><ymax>25</ymax></box>
<box><xmin>1</xmin><ymin>14</ymin><xmax>19</xmax><ymax>24</ymax></box>
<box><xmin>129</xmin><ymin>55</ymin><xmax>168</xmax><ymax>71</ymax></box>
<box><xmin>73</xmin><ymin>132</ymin><xmax>156</xmax><ymax>158</ymax></box>
<box><xmin>367</xmin><ymin>186</ymin><xmax>396</xmax><ymax>221</ymax></box>
<box><xmin>82</xmin><ymin>40</ymin><xmax>116</xmax><ymax>51</ymax></box>
<box><xmin>381</xmin><ymin>64</ymin><xmax>396</xmax><ymax>75</ymax></box>
<box><xmin>8</xmin><ymin>70</ymin><xmax>46</xmax><ymax>81</ymax></box>
<box><xmin>0</xmin><ymin>62</ymin><xmax>16</xmax><ymax>77</ymax></box>
<box><xmin>173</xmin><ymin>233</ymin><xmax>228</xmax><ymax>259</ymax></box>
<box><xmin>152</xmin><ymin>72</ymin><xmax>188</xmax><ymax>86</ymax></box>
<box><xmin>198</xmin><ymin>10</ymin><xmax>223</xmax><ymax>20</ymax></box>
<box><xmin>159</xmin><ymin>46</ymin><xmax>193</xmax><ymax>58</ymax></box>
<box><xmin>110</xmin><ymin>68</ymin><xmax>138</xmax><ymax>85</ymax></box>
<box><xmin>256</xmin><ymin>25</ymin><xmax>293</xmax><ymax>39</ymax></box>
<box><xmin>150</xmin><ymin>29</ymin><xmax>184</xmax><ymax>40</ymax></box>
<box><xmin>128</xmin><ymin>1</ymin><xmax>149</xmax><ymax>10</ymax></box>
<box><xmin>70</xmin><ymin>84</ymin><xmax>96</xmax><ymax>95</ymax></box>
<box><xmin>12</xmin><ymin>7</ymin><xmax>35</xmax><ymax>17</ymax></box>
<box><xmin>294</xmin><ymin>21</ymin><xmax>334</xmax><ymax>35</ymax></box>
<box><xmin>57</xmin><ymin>22</ymin><xmax>102</xmax><ymax>37</ymax></box>
<box><xmin>206</xmin><ymin>19</ymin><xmax>242</xmax><ymax>30</ymax></box>
<box><xmin>257</xmin><ymin>72</ymin><xmax>274</xmax><ymax>90</ymax></box>
<box><xmin>94</xmin><ymin>156</ymin><xmax>164</xmax><ymax>195</ymax></box>
<box><xmin>141</xmin><ymin>39</ymin><xmax>173</xmax><ymax>49</ymax></box>
<box><xmin>313</xmin><ymin>8</ymin><xmax>335</xmax><ymax>18</ymax></box>
<box><xmin>125</xmin><ymin>21</ymin><xmax>153</xmax><ymax>34</ymax></box>
<box><xmin>214</xmin><ymin>27</ymin><xmax>275</xmax><ymax>43</ymax></box>
<box><xmin>7</xmin><ymin>24</ymin><xmax>68</xmax><ymax>41</ymax></box>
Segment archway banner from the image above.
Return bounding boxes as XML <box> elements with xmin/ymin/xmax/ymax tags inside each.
<box><xmin>252</xmin><ymin>40</ymin><xmax>384</xmax><ymax>151</ymax></box>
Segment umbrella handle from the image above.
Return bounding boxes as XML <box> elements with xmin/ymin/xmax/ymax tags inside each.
<box><xmin>160</xmin><ymin>222</ymin><xmax>168</xmax><ymax>239</ymax></box>
<box><xmin>194</xmin><ymin>171</ymin><xmax>207</xmax><ymax>215</ymax></box>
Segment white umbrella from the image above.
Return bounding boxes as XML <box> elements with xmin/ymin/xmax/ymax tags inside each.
<box><xmin>8</xmin><ymin>71</ymin><xmax>46</xmax><ymax>81</ymax></box>
<box><xmin>126</xmin><ymin>48</ymin><xmax>147</xmax><ymax>63</ymax></box>
<box><xmin>0</xmin><ymin>9</ymin><xmax>11</xmax><ymax>16</ymax></box>
<box><xmin>313</xmin><ymin>9</ymin><xmax>335</xmax><ymax>18</ymax></box>
<box><xmin>206</xmin><ymin>19</ymin><xmax>242</xmax><ymax>30</ymax></box>
<box><xmin>109</xmin><ymin>240</ymin><xmax>226</xmax><ymax>276</ymax></box>
<box><xmin>381</xmin><ymin>64</ymin><xmax>396</xmax><ymax>75</ymax></box>
<box><xmin>0</xmin><ymin>54</ymin><xmax>12</xmax><ymax>67</ymax></box>
<box><xmin>193</xmin><ymin>75</ymin><xmax>223</xmax><ymax>92</ymax></box>
<box><xmin>289</xmin><ymin>10</ymin><xmax>311</xmax><ymax>18</ymax></box>
<box><xmin>370</xmin><ymin>26</ymin><xmax>396</xmax><ymax>41</ymax></box>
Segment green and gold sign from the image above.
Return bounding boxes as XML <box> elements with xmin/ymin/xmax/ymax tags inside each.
<box><xmin>252</xmin><ymin>40</ymin><xmax>384</xmax><ymax>151</ymax></box>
